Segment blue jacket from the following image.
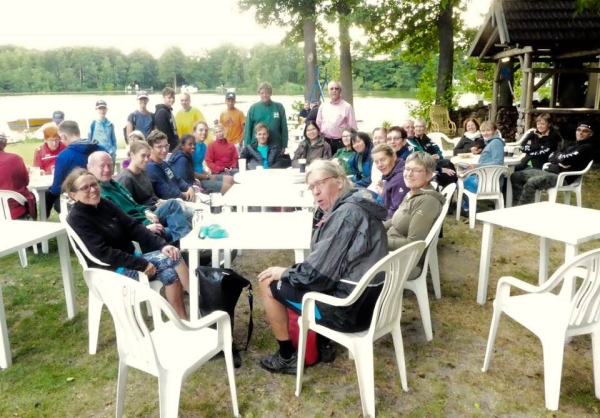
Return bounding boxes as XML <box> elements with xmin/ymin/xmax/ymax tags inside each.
<box><xmin>146</xmin><ymin>160</ymin><xmax>191</xmax><ymax>200</ymax></box>
<box><xmin>169</xmin><ymin>150</ymin><xmax>195</xmax><ymax>185</ymax></box>
<box><xmin>396</xmin><ymin>144</ymin><xmax>411</xmax><ymax>161</ymax></box>
<box><xmin>477</xmin><ymin>135</ymin><xmax>505</xmax><ymax>167</ymax></box>
<box><xmin>349</xmin><ymin>144</ymin><xmax>373</xmax><ymax>188</ymax></box>
<box><xmin>89</xmin><ymin>119</ymin><xmax>117</xmax><ymax>159</ymax></box>
<box><xmin>50</xmin><ymin>140</ymin><xmax>105</xmax><ymax>194</ymax></box>
<box><xmin>192</xmin><ymin>142</ymin><xmax>207</xmax><ymax>174</ymax></box>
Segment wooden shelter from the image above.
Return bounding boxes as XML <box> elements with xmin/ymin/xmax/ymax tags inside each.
<box><xmin>468</xmin><ymin>0</ymin><xmax>600</xmax><ymax>137</ymax></box>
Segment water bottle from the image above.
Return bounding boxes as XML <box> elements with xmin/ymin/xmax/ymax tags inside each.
<box><xmin>192</xmin><ymin>209</ymin><xmax>203</xmax><ymax>229</ymax></box>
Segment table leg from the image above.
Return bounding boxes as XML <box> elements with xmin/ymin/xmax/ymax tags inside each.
<box><xmin>0</xmin><ymin>285</ymin><xmax>12</xmax><ymax>369</ymax></box>
<box><xmin>539</xmin><ymin>237</ymin><xmax>550</xmax><ymax>286</ymax></box>
<box><xmin>477</xmin><ymin>222</ymin><xmax>494</xmax><ymax>304</ymax></box>
<box><xmin>57</xmin><ymin>234</ymin><xmax>76</xmax><ymax>319</ymax></box>
<box><xmin>224</xmin><ymin>249</ymin><xmax>232</xmax><ymax>268</ymax></box>
<box><xmin>294</xmin><ymin>249</ymin><xmax>306</xmax><ymax>264</ymax></box>
<box><xmin>189</xmin><ymin>249</ymin><xmax>199</xmax><ymax>322</ymax></box>
<box><xmin>39</xmin><ymin>192</ymin><xmax>49</xmax><ymax>253</ymax></box>
<box><xmin>212</xmin><ymin>249</ymin><xmax>220</xmax><ymax>268</ymax></box>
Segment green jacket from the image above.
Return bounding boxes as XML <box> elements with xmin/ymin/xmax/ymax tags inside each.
<box><xmin>243</xmin><ymin>100</ymin><xmax>288</xmax><ymax>148</ymax></box>
<box><xmin>332</xmin><ymin>148</ymin><xmax>354</xmax><ymax>175</ymax></box>
<box><xmin>99</xmin><ymin>179</ymin><xmax>150</xmax><ymax>225</ymax></box>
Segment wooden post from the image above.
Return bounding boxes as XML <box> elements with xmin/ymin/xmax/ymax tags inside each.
<box><xmin>519</xmin><ymin>53</ymin><xmax>530</xmax><ymax>112</ymax></box>
<box><xmin>525</xmin><ymin>52</ymin><xmax>534</xmax><ymax>130</ymax></box>
<box><xmin>550</xmin><ymin>74</ymin><xmax>558</xmax><ymax>108</ymax></box>
<box><xmin>491</xmin><ymin>61</ymin><xmax>501</xmax><ymax>122</ymax></box>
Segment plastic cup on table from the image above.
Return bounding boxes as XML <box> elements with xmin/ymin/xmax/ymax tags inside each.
<box><xmin>238</xmin><ymin>158</ymin><xmax>246</xmax><ymax>173</ymax></box>
<box><xmin>299</xmin><ymin>158</ymin><xmax>307</xmax><ymax>173</ymax></box>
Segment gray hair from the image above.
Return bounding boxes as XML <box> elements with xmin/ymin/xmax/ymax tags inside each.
<box><xmin>415</xmin><ymin>118</ymin><xmax>427</xmax><ymax>127</ymax></box>
<box><xmin>306</xmin><ymin>160</ymin><xmax>353</xmax><ymax>193</ymax></box>
<box><xmin>257</xmin><ymin>82</ymin><xmax>273</xmax><ymax>94</ymax></box>
<box><xmin>406</xmin><ymin>152</ymin><xmax>437</xmax><ymax>174</ymax></box>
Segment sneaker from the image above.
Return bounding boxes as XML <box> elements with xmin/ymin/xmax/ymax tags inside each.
<box><xmin>318</xmin><ymin>342</ymin><xmax>337</xmax><ymax>364</ymax></box>
<box><xmin>259</xmin><ymin>351</ymin><xmax>297</xmax><ymax>374</ymax></box>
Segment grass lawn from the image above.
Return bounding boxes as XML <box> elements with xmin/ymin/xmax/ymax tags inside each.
<box><xmin>2</xmin><ymin>142</ymin><xmax>600</xmax><ymax>416</ymax></box>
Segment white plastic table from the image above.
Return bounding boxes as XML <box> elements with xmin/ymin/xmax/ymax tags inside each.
<box><xmin>475</xmin><ymin>202</ymin><xmax>600</xmax><ymax>304</ymax></box>
<box><xmin>451</xmin><ymin>154</ymin><xmax>524</xmax><ymax>207</ymax></box>
<box><xmin>27</xmin><ymin>175</ymin><xmax>53</xmax><ymax>253</ymax></box>
<box><xmin>233</xmin><ymin>168</ymin><xmax>306</xmax><ymax>185</ymax></box>
<box><xmin>223</xmin><ymin>184</ymin><xmax>314</xmax><ymax>210</ymax></box>
<box><xmin>180</xmin><ymin>211</ymin><xmax>313</xmax><ymax>321</ymax></box>
<box><xmin>0</xmin><ymin>220</ymin><xmax>75</xmax><ymax>368</ymax></box>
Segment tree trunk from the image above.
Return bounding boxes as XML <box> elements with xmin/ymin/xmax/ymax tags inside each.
<box><xmin>303</xmin><ymin>15</ymin><xmax>317</xmax><ymax>101</ymax></box>
<box><xmin>338</xmin><ymin>3</ymin><xmax>353</xmax><ymax>106</ymax></box>
<box><xmin>436</xmin><ymin>0</ymin><xmax>454</xmax><ymax>106</ymax></box>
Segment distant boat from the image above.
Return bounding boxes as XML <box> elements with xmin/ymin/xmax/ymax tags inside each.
<box><xmin>7</xmin><ymin>117</ymin><xmax>53</xmax><ymax>132</ymax></box>
<box><xmin>180</xmin><ymin>85</ymin><xmax>198</xmax><ymax>94</ymax></box>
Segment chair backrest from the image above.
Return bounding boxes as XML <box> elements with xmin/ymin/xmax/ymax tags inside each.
<box><xmin>424</xmin><ymin>183</ymin><xmax>456</xmax><ymax>247</ymax></box>
<box><xmin>58</xmin><ymin>212</ymin><xmax>108</xmax><ymax>269</ymax></box>
<box><xmin>0</xmin><ymin>190</ymin><xmax>27</xmax><ymax>220</ymax></box>
<box><xmin>472</xmin><ymin>165</ymin><xmax>509</xmax><ymax>197</ymax></box>
<box><xmin>427</xmin><ymin>132</ymin><xmax>450</xmax><ymax>152</ymax></box>
<box><xmin>558</xmin><ymin>159</ymin><xmax>594</xmax><ymax>188</ymax></box>
<box><xmin>356</xmin><ymin>241</ymin><xmax>426</xmax><ymax>337</ymax></box>
<box><xmin>429</xmin><ymin>105</ymin><xmax>451</xmax><ymax>131</ymax></box>
<box><xmin>83</xmin><ymin>269</ymin><xmax>181</xmax><ymax>372</ymax></box>
<box><xmin>539</xmin><ymin>249</ymin><xmax>600</xmax><ymax>331</ymax></box>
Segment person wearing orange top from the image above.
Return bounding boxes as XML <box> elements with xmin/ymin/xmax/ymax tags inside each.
<box><xmin>219</xmin><ymin>92</ymin><xmax>246</xmax><ymax>152</ymax></box>
<box><xmin>33</xmin><ymin>125</ymin><xmax>66</xmax><ymax>174</ymax></box>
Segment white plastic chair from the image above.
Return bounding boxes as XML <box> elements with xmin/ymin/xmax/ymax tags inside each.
<box><xmin>534</xmin><ymin>160</ymin><xmax>593</xmax><ymax>207</ymax></box>
<box><xmin>84</xmin><ymin>269</ymin><xmax>239</xmax><ymax>418</ymax></box>
<box><xmin>59</xmin><ymin>213</ymin><xmax>163</xmax><ymax>355</ymax></box>
<box><xmin>403</xmin><ymin>183</ymin><xmax>456</xmax><ymax>341</ymax></box>
<box><xmin>295</xmin><ymin>241</ymin><xmax>426</xmax><ymax>418</ymax></box>
<box><xmin>0</xmin><ymin>190</ymin><xmax>38</xmax><ymax>267</ymax></box>
<box><xmin>482</xmin><ymin>248</ymin><xmax>600</xmax><ymax>411</ymax></box>
<box><xmin>456</xmin><ymin>165</ymin><xmax>509</xmax><ymax>228</ymax></box>
<box><xmin>427</xmin><ymin>132</ymin><xmax>455</xmax><ymax>159</ymax></box>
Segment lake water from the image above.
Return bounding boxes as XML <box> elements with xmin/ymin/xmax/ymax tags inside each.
<box><xmin>0</xmin><ymin>92</ymin><xmax>418</xmax><ymax>143</ymax></box>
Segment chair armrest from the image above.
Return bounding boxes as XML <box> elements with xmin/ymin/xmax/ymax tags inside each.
<box><xmin>301</xmin><ymin>290</ymin><xmax>351</xmax><ymax>308</ymax></box>
<box><xmin>180</xmin><ymin>310</ymin><xmax>231</xmax><ymax>331</ymax></box>
<box><xmin>495</xmin><ymin>276</ymin><xmax>541</xmax><ymax>301</ymax></box>
<box><xmin>430</xmin><ymin>121</ymin><xmax>440</xmax><ymax>132</ymax></box>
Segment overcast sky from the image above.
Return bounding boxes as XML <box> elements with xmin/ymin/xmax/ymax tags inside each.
<box><xmin>0</xmin><ymin>0</ymin><xmax>491</xmax><ymax>57</ymax></box>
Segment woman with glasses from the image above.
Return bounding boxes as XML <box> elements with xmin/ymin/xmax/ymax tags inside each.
<box><xmin>64</xmin><ymin>167</ymin><xmax>190</xmax><ymax>319</ymax></box>
<box><xmin>33</xmin><ymin>125</ymin><xmax>67</xmax><ymax>174</ymax></box>
<box><xmin>386</xmin><ymin>125</ymin><xmax>410</xmax><ymax>161</ymax></box>
<box><xmin>386</xmin><ymin>152</ymin><xmax>445</xmax><ymax>251</ymax></box>
<box><xmin>292</xmin><ymin>120</ymin><xmax>332</xmax><ymax>168</ymax></box>
<box><xmin>348</xmin><ymin>131</ymin><xmax>374</xmax><ymax>188</ymax></box>
<box><xmin>331</xmin><ymin>126</ymin><xmax>356</xmax><ymax>174</ymax></box>
<box><xmin>256</xmin><ymin>160</ymin><xmax>388</xmax><ymax>373</ymax></box>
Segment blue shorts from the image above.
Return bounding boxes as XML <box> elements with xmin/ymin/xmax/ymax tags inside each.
<box><xmin>116</xmin><ymin>250</ymin><xmax>182</xmax><ymax>286</ymax></box>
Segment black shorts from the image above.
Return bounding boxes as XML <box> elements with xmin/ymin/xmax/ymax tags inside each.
<box><xmin>269</xmin><ymin>280</ymin><xmax>323</xmax><ymax>320</ymax></box>
<box><xmin>269</xmin><ymin>280</ymin><xmax>383</xmax><ymax>332</ymax></box>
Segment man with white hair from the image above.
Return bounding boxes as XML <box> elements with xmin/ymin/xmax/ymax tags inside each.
<box><xmin>87</xmin><ymin>151</ymin><xmax>191</xmax><ymax>245</ymax></box>
<box><xmin>316</xmin><ymin>80</ymin><xmax>357</xmax><ymax>154</ymax></box>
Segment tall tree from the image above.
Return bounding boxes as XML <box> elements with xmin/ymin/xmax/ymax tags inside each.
<box><xmin>157</xmin><ymin>47</ymin><xmax>186</xmax><ymax>88</ymax></box>
<box><xmin>359</xmin><ymin>0</ymin><xmax>465</xmax><ymax>107</ymax></box>
<box><xmin>239</xmin><ymin>0</ymin><xmax>318</xmax><ymax>99</ymax></box>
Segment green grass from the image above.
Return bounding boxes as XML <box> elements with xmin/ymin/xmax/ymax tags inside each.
<box><xmin>2</xmin><ymin>141</ymin><xmax>600</xmax><ymax>416</ymax></box>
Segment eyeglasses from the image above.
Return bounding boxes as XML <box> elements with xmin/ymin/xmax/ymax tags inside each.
<box><xmin>405</xmin><ymin>167</ymin><xmax>427</xmax><ymax>174</ymax></box>
<box><xmin>76</xmin><ymin>183</ymin><xmax>100</xmax><ymax>193</ymax></box>
<box><xmin>308</xmin><ymin>176</ymin><xmax>334</xmax><ymax>192</ymax></box>
<box><xmin>153</xmin><ymin>144</ymin><xmax>170</xmax><ymax>150</ymax></box>
<box><xmin>387</xmin><ymin>136</ymin><xmax>403</xmax><ymax>141</ymax></box>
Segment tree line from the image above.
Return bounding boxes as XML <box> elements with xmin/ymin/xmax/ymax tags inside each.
<box><xmin>0</xmin><ymin>44</ymin><xmax>424</xmax><ymax>95</ymax></box>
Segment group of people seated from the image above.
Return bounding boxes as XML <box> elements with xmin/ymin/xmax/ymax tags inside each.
<box><xmin>2</xmin><ymin>99</ymin><xmax>596</xmax><ymax>375</ymax></box>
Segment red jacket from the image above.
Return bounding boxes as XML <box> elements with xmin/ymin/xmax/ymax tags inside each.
<box><xmin>205</xmin><ymin>138</ymin><xmax>238</xmax><ymax>174</ymax></box>
<box><xmin>33</xmin><ymin>141</ymin><xmax>66</xmax><ymax>174</ymax></box>
<box><xmin>0</xmin><ymin>152</ymin><xmax>37</xmax><ymax>219</ymax></box>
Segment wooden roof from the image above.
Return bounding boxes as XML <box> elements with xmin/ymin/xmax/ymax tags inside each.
<box><xmin>468</xmin><ymin>0</ymin><xmax>600</xmax><ymax>60</ymax></box>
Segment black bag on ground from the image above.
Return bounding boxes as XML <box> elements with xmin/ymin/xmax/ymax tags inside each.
<box><xmin>195</xmin><ymin>266</ymin><xmax>253</xmax><ymax>350</ymax></box>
